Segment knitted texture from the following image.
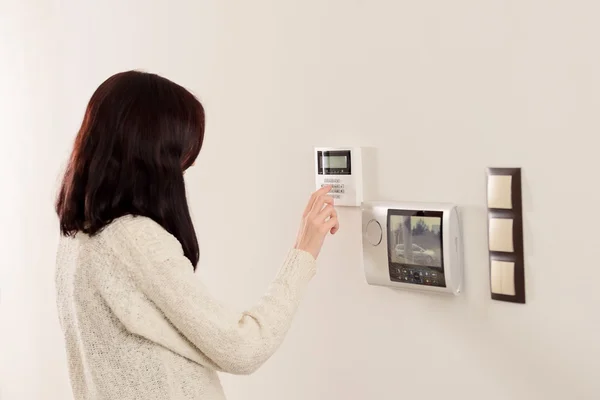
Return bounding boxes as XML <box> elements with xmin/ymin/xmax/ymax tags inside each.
<box><xmin>55</xmin><ymin>215</ymin><xmax>316</xmax><ymax>400</ymax></box>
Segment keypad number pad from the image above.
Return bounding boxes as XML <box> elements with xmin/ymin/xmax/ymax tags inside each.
<box><xmin>320</xmin><ymin>178</ymin><xmax>345</xmax><ymax>196</ymax></box>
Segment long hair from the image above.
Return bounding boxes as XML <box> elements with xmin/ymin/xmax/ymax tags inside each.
<box><xmin>56</xmin><ymin>70</ymin><xmax>204</xmax><ymax>269</ymax></box>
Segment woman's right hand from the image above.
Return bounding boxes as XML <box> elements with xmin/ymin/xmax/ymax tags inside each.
<box><xmin>294</xmin><ymin>185</ymin><xmax>340</xmax><ymax>259</ymax></box>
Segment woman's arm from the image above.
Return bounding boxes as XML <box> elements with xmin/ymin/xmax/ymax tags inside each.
<box><xmin>107</xmin><ymin>186</ymin><xmax>337</xmax><ymax>375</ymax></box>
<box><xmin>126</xmin><ymin>219</ymin><xmax>315</xmax><ymax>374</ymax></box>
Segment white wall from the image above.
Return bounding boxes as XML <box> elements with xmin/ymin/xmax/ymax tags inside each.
<box><xmin>1</xmin><ymin>1</ymin><xmax>64</xmax><ymax>399</ymax></box>
<box><xmin>2</xmin><ymin>0</ymin><xmax>599</xmax><ymax>399</ymax></box>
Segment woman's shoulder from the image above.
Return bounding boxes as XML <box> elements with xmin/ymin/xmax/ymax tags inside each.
<box><xmin>101</xmin><ymin>215</ymin><xmax>184</xmax><ymax>257</ymax></box>
<box><xmin>107</xmin><ymin>214</ymin><xmax>167</xmax><ymax>235</ymax></box>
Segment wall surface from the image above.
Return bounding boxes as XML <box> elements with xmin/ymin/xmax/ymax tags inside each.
<box><xmin>1</xmin><ymin>1</ymin><xmax>599</xmax><ymax>399</ymax></box>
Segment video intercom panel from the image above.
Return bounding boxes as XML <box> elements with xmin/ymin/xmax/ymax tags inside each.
<box><xmin>362</xmin><ymin>201</ymin><xmax>464</xmax><ymax>295</ymax></box>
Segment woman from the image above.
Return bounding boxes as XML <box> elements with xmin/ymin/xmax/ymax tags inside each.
<box><xmin>55</xmin><ymin>70</ymin><xmax>339</xmax><ymax>400</ymax></box>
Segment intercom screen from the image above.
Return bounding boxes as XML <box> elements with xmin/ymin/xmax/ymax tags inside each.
<box><xmin>387</xmin><ymin>210</ymin><xmax>446</xmax><ymax>287</ymax></box>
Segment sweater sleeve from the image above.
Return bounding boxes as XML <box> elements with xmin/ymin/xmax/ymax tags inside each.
<box><xmin>117</xmin><ymin>217</ymin><xmax>316</xmax><ymax>375</ymax></box>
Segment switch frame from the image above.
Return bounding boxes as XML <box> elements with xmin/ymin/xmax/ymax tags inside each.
<box><xmin>486</xmin><ymin>167</ymin><xmax>526</xmax><ymax>304</ymax></box>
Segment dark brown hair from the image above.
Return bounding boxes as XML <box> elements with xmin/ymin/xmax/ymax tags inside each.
<box><xmin>56</xmin><ymin>70</ymin><xmax>204</xmax><ymax>268</ymax></box>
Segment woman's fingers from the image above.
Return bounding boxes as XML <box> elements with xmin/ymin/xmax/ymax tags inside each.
<box><xmin>316</xmin><ymin>203</ymin><xmax>335</xmax><ymax>222</ymax></box>
<box><xmin>294</xmin><ymin>188</ymin><xmax>341</xmax><ymax>259</ymax></box>
<box><xmin>328</xmin><ymin>208</ymin><xmax>339</xmax><ymax>234</ymax></box>
<box><xmin>309</xmin><ymin>194</ymin><xmax>334</xmax><ymax>217</ymax></box>
<box><xmin>325</xmin><ymin>210</ymin><xmax>339</xmax><ymax>234</ymax></box>
<box><xmin>316</xmin><ymin>203</ymin><xmax>339</xmax><ymax>234</ymax></box>
<box><xmin>303</xmin><ymin>185</ymin><xmax>331</xmax><ymax>217</ymax></box>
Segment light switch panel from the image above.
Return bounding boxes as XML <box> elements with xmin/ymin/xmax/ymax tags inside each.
<box><xmin>490</xmin><ymin>260</ymin><xmax>516</xmax><ymax>296</ymax></box>
<box><xmin>488</xmin><ymin>218</ymin><xmax>514</xmax><ymax>252</ymax></box>
<box><xmin>486</xmin><ymin>167</ymin><xmax>525</xmax><ymax>304</ymax></box>
<box><xmin>488</xmin><ymin>175</ymin><xmax>512</xmax><ymax>209</ymax></box>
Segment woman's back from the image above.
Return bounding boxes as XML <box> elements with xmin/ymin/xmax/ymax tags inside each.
<box><xmin>56</xmin><ymin>216</ymin><xmax>229</xmax><ymax>399</ymax></box>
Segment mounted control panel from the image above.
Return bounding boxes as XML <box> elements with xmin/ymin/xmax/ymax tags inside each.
<box><xmin>314</xmin><ymin>147</ymin><xmax>363</xmax><ymax>207</ymax></box>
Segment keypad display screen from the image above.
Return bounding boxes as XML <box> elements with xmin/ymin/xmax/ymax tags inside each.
<box><xmin>322</xmin><ymin>155</ymin><xmax>347</xmax><ymax>169</ymax></box>
<box><xmin>387</xmin><ymin>210</ymin><xmax>446</xmax><ymax>287</ymax></box>
<box><xmin>317</xmin><ymin>150</ymin><xmax>351</xmax><ymax>175</ymax></box>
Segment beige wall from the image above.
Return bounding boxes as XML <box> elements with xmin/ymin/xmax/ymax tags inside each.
<box><xmin>2</xmin><ymin>0</ymin><xmax>599</xmax><ymax>399</ymax></box>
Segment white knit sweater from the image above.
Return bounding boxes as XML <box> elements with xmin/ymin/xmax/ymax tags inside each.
<box><xmin>55</xmin><ymin>215</ymin><xmax>316</xmax><ymax>400</ymax></box>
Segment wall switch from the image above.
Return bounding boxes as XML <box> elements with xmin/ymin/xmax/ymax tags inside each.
<box><xmin>490</xmin><ymin>259</ymin><xmax>516</xmax><ymax>296</ymax></box>
<box><xmin>488</xmin><ymin>218</ymin><xmax>514</xmax><ymax>253</ymax></box>
<box><xmin>488</xmin><ymin>175</ymin><xmax>513</xmax><ymax>209</ymax></box>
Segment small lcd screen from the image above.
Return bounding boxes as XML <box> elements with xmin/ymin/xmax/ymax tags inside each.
<box><xmin>387</xmin><ymin>210</ymin><xmax>446</xmax><ymax>287</ymax></box>
<box><xmin>317</xmin><ymin>150</ymin><xmax>351</xmax><ymax>175</ymax></box>
<box><xmin>323</xmin><ymin>155</ymin><xmax>347</xmax><ymax>169</ymax></box>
